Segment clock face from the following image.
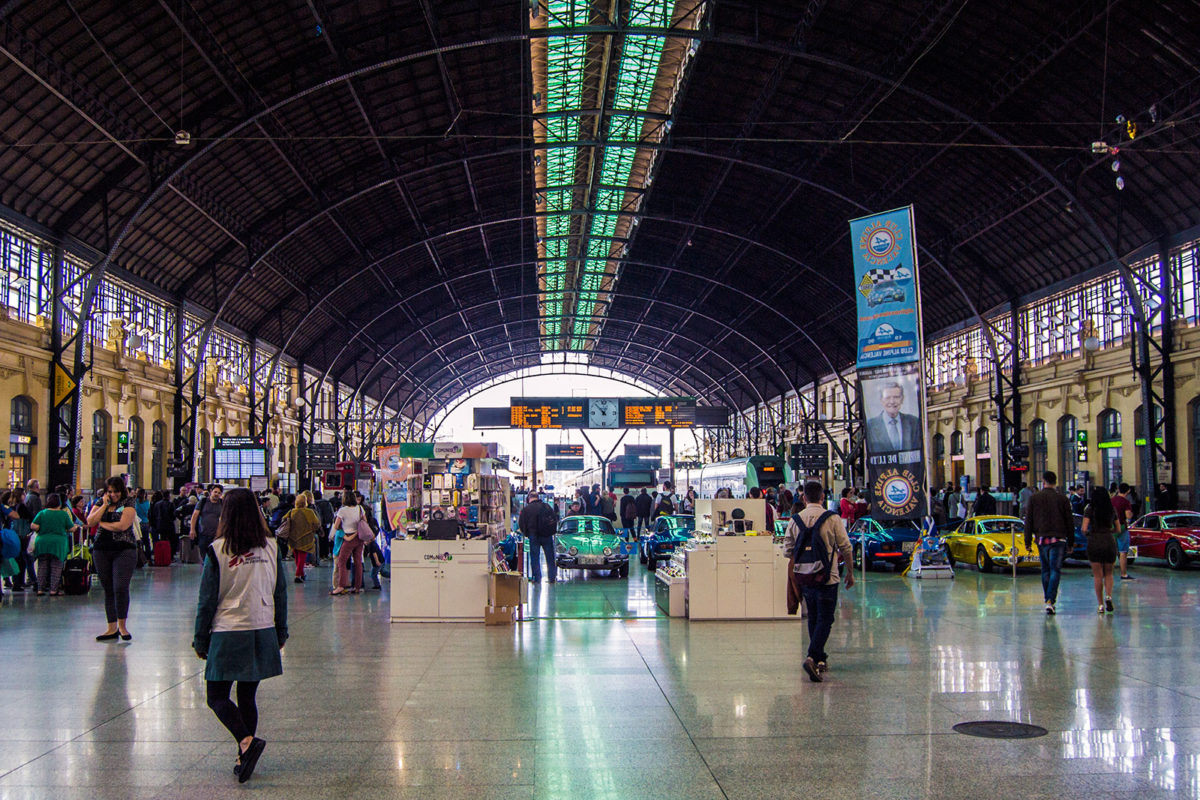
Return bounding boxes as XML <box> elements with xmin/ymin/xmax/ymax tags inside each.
<box><xmin>589</xmin><ymin>398</ymin><xmax>618</xmax><ymax>428</ymax></box>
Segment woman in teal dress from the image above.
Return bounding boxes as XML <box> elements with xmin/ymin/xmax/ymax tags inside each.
<box><xmin>30</xmin><ymin>493</ymin><xmax>79</xmax><ymax>595</ymax></box>
<box><xmin>193</xmin><ymin>488</ymin><xmax>287</xmax><ymax>784</ymax></box>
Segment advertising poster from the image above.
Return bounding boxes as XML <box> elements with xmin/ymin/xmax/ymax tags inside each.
<box><xmin>860</xmin><ymin>362</ymin><xmax>928</xmax><ymax>520</ymax></box>
<box><xmin>850</xmin><ymin>206</ymin><xmax>921</xmax><ymax>368</ymax></box>
<box><xmin>376</xmin><ymin>444</ymin><xmax>411</xmax><ymax>531</ymax></box>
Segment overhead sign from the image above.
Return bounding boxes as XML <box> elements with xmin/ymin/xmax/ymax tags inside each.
<box><xmin>546</xmin><ymin>443</ymin><xmax>585</xmax><ymax>458</ymax></box>
<box><xmin>625</xmin><ymin>444</ymin><xmax>662</xmax><ymax>458</ymax></box>
<box><xmin>307</xmin><ymin>443</ymin><xmax>337</xmax><ymax>470</ymax></box>
<box><xmin>621</xmin><ymin>398</ymin><xmax>696</xmax><ymax>428</ymax></box>
<box><xmin>510</xmin><ymin>398</ymin><xmax>587</xmax><ymax>429</ymax></box>
<box><xmin>546</xmin><ymin>457</ymin><xmax>585</xmax><ymax>471</ymax></box>
<box><xmin>214</xmin><ymin>436</ymin><xmax>268</xmax><ymax>482</ymax></box>
<box><xmin>508</xmin><ymin>398</ymin><xmax>697</xmax><ymax>429</ymax></box>
<box><xmin>851</xmin><ymin>206</ymin><xmax>921</xmax><ymax>368</ymax></box>
<box><xmin>790</xmin><ymin>443</ymin><xmax>829</xmax><ymax>472</ymax></box>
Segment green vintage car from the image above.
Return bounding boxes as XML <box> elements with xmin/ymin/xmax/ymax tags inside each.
<box><xmin>555</xmin><ymin>515</ymin><xmax>632</xmax><ymax>577</ymax></box>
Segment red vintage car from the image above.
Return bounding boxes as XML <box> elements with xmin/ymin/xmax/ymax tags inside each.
<box><xmin>1128</xmin><ymin>511</ymin><xmax>1200</xmax><ymax>570</ymax></box>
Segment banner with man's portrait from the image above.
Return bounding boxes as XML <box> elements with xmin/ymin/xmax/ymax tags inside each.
<box><xmin>859</xmin><ymin>361</ymin><xmax>928</xmax><ymax>520</ymax></box>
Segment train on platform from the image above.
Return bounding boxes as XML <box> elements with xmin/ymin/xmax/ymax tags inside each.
<box><xmin>697</xmin><ymin>456</ymin><xmax>787</xmax><ymax>498</ymax></box>
<box><xmin>572</xmin><ymin>462</ymin><xmax>659</xmax><ymax>492</ymax></box>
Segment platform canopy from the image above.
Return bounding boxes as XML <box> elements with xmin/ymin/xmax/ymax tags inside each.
<box><xmin>2</xmin><ymin>0</ymin><xmax>1198</xmax><ymax>422</ymax></box>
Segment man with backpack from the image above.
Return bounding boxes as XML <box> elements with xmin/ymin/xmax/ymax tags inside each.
<box><xmin>518</xmin><ymin>491</ymin><xmax>559</xmax><ymax>584</ymax></box>
<box><xmin>619</xmin><ymin>488</ymin><xmax>637</xmax><ymax>540</ymax></box>
<box><xmin>785</xmin><ymin>481</ymin><xmax>854</xmax><ymax>683</ymax></box>
<box><xmin>634</xmin><ymin>488</ymin><xmax>652</xmax><ymax>535</ymax></box>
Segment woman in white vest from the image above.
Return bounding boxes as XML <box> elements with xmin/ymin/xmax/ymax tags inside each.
<box><xmin>192</xmin><ymin>487</ymin><xmax>288</xmax><ymax>784</ymax></box>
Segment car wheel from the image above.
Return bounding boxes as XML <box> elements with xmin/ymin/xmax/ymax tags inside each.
<box><xmin>1166</xmin><ymin>540</ymin><xmax>1188</xmax><ymax>570</ymax></box>
<box><xmin>646</xmin><ymin>556</ymin><xmax>657</xmax><ymax>572</ymax></box>
<box><xmin>946</xmin><ymin>550</ymin><xmax>955</xmax><ymax>568</ymax></box>
<box><xmin>618</xmin><ymin>563</ymin><xmax>629</xmax><ymax>578</ymax></box>
<box><xmin>976</xmin><ymin>547</ymin><xmax>993</xmax><ymax>573</ymax></box>
<box><xmin>639</xmin><ymin>548</ymin><xmax>647</xmax><ymax>564</ymax></box>
<box><xmin>852</xmin><ymin>545</ymin><xmax>862</xmax><ymax>569</ymax></box>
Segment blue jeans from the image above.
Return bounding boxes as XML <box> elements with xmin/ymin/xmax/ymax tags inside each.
<box><xmin>1039</xmin><ymin>541</ymin><xmax>1067</xmax><ymax>604</ymax></box>
<box><xmin>529</xmin><ymin>536</ymin><xmax>557</xmax><ymax>583</ymax></box>
<box><xmin>800</xmin><ymin>583</ymin><xmax>840</xmax><ymax>663</ymax></box>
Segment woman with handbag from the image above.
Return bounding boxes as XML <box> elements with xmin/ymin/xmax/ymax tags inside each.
<box><xmin>192</xmin><ymin>487</ymin><xmax>287</xmax><ymax>784</ymax></box>
<box><xmin>85</xmin><ymin>476</ymin><xmax>139</xmax><ymax>641</ymax></box>
<box><xmin>280</xmin><ymin>492</ymin><xmax>320</xmax><ymax>584</ymax></box>
<box><xmin>330</xmin><ymin>489</ymin><xmax>368</xmax><ymax>595</ymax></box>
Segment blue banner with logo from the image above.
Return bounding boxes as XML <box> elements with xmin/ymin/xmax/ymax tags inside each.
<box><xmin>860</xmin><ymin>362</ymin><xmax>928</xmax><ymax>521</ymax></box>
<box><xmin>850</xmin><ymin>206</ymin><xmax>920</xmax><ymax>368</ymax></box>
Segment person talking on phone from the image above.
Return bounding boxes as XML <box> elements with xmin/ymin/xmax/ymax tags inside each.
<box><xmin>85</xmin><ymin>476</ymin><xmax>139</xmax><ymax>641</ymax></box>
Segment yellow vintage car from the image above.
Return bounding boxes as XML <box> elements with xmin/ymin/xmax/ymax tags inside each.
<box><xmin>944</xmin><ymin>515</ymin><xmax>1040</xmax><ymax>572</ymax></box>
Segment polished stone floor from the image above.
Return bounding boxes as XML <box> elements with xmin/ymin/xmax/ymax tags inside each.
<box><xmin>2</xmin><ymin>556</ymin><xmax>1199</xmax><ymax>799</ymax></box>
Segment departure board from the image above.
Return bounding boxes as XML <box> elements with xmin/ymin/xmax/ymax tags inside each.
<box><xmin>620</xmin><ymin>398</ymin><xmax>696</xmax><ymax>428</ymax></box>
<box><xmin>546</xmin><ymin>443</ymin><xmax>585</xmax><ymax>457</ymax></box>
<box><xmin>510</xmin><ymin>399</ymin><xmax>587</xmax><ymax>429</ymax></box>
<box><xmin>213</xmin><ymin>435</ymin><xmax>268</xmax><ymax>481</ymax></box>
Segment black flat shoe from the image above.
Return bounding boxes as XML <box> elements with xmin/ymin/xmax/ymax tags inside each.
<box><xmin>238</xmin><ymin>737</ymin><xmax>266</xmax><ymax>783</ymax></box>
<box><xmin>120</xmin><ymin>633</ymin><xmax>132</xmax><ymax>641</ymax></box>
<box><xmin>96</xmin><ymin>632</ymin><xmax>119</xmax><ymax>641</ymax></box>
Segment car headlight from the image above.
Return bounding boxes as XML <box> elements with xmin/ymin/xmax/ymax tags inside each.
<box><xmin>568</xmin><ymin>546</ymin><xmax>578</xmax><ymax>556</ymax></box>
<box><xmin>602</xmin><ymin>547</ymin><xmax>612</xmax><ymax>556</ymax></box>
<box><xmin>991</xmin><ymin>543</ymin><xmax>1004</xmax><ymax>553</ymax></box>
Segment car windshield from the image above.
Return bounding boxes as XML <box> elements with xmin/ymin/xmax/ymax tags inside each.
<box><xmin>978</xmin><ymin>519</ymin><xmax>1024</xmax><ymax>535</ymax></box>
<box><xmin>660</xmin><ymin>516</ymin><xmax>695</xmax><ymax>533</ymax></box>
<box><xmin>885</xmin><ymin>519</ymin><xmax>922</xmax><ymax>532</ymax></box>
<box><xmin>1163</xmin><ymin>514</ymin><xmax>1200</xmax><ymax>529</ymax></box>
<box><xmin>558</xmin><ymin>517</ymin><xmax>616</xmax><ymax>536</ymax></box>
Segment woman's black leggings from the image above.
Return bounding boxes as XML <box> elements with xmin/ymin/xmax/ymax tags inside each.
<box><xmin>206</xmin><ymin>680</ymin><xmax>260</xmax><ymax>743</ymax></box>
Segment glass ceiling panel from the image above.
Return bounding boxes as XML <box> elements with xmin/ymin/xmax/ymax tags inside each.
<box><xmin>532</xmin><ymin>0</ymin><xmax>703</xmax><ymax>352</ymax></box>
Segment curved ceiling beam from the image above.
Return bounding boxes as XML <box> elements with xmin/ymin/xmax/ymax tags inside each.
<box><xmin>72</xmin><ymin>27</ymin><xmax>1125</xmax><ymax>428</ymax></box>
<box><xmin>422</xmin><ymin>366</ymin><xmax>668</xmax><ymax>437</ymax></box>
<box><xmin>395</xmin><ymin>335</ymin><xmax>741</xmax><ymax>435</ymax></box>
<box><xmin>415</xmin><ymin>362</ymin><xmax>707</xmax><ymax>443</ymax></box>
<box><xmin>372</xmin><ymin>315</ymin><xmax>773</xmax><ymax>437</ymax></box>
<box><xmin>337</xmin><ymin>286</ymin><xmax>800</xmax><ymax>427</ymax></box>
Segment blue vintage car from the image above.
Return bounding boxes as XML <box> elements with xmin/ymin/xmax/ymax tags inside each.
<box><xmin>847</xmin><ymin>516</ymin><xmax>923</xmax><ymax>569</ymax></box>
<box><xmin>866</xmin><ymin>280</ymin><xmax>906</xmax><ymax>307</ymax></box>
<box><xmin>641</xmin><ymin>515</ymin><xmax>695</xmax><ymax>571</ymax></box>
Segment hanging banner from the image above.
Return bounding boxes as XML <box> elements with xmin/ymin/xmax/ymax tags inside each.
<box><xmin>376</xmin><ymin>444</ymin><xmax>412</xmax><ymax>531</ymax></box>
<box><xmin>850</xmin><ymin>206</ymin><xmax>921</xmax><ymax>368</ymax></box>
<box><xmin>860</xmin><ymin>362</ymin><xmax>928</xmax><ymax>520</ymax></box>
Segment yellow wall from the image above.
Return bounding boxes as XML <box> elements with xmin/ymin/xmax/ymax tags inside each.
<box><xmin>0</xmin><ymin>312</ymin><xmax>309</xmax><ymax>493</ymax></box>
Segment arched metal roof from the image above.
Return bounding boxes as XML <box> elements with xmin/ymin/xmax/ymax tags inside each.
<box><xmin>2</xmin><ymin>0</ymin><xmax>1199</xmax><ymax>422</ymax></box>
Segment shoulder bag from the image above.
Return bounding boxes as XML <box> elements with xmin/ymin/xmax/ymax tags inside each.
<box><xmin>277</xmin><ymin>510</ymin><xmax>292</xmax><ymax>541</ymax></box>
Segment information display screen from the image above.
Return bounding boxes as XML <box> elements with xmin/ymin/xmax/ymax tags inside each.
<box><xmin>510</xmin><ymin>399</ymin><xmax>587</xmax><ymax>429</ymax></box>
<box><xmin>546</xmin><ymin>443</ymin><xmax>585</xmax><ymax>457</ymax></box>
<box><xmin>620</xmin><ymin>398</ymin><xmax>696</xmax><ymax>428</ymax></box>
<box><xmin>214</xmin><ymin>435</ymin><xmax>267</xmax><ymax>481</ymax></box>
<box><xmin>546</xmin><ymin>457</ymin><xmax>585</xmax><ymax>471</ymax></box>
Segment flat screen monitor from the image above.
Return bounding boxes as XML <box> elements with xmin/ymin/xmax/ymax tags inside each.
<box><xmin>424</xmin><ymin>519</ymin><xmax>460</xmax><ymax>540</ymax></box>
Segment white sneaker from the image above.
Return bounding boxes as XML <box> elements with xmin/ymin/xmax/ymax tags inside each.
<box><xmin>1045</xmin><ymin>602</ymin><xmax>1056</xmax><ymax>616</ymax></box>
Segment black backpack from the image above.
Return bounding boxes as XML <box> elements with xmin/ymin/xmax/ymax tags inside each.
<box><xmin>654</xmin><ymin>495</ymin><xmax>675</xmax><ymax>517</ymax></box>
<box><xmin>792</xmin><ymin>511</ymin><xmax>835</xmax><ymax>588</ymax></box>
<box><xmin>536</xmin><ymin>502</ymin><xmax>558</xmax><ymax>538</ymax></box>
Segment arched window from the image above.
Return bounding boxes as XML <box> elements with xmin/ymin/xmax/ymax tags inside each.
<box><xmin>975</xmin><ymin>427</ymin><xmax>990</xmax><ymax>453</ymax></box>
<box><xmin>1098</xmin><ymin>409</ymin><xmax>1123</xmax><ymax>490</ymax></box>
<box><xmin>1029</xmin><ymin>419</ymin><xmax>1048</xmax><ymax>479</ymax></box>
<box><xmin>933</xmin><ymin>433</ymin><xmax>945</xmax><ymax>458</ymax></box>
<box><xmin>950</xmin><ymin>431</ymin><xmax>963</xmax><ymax>455</ymax></box>
<box><xmin>9</xmin><ymin>396</ymin><xmax>34</xmax><ymax>488</ymax></box>
<box><xmin>151</xmin><ymin>420</ymin><xmax>165</xmax><ymax>491</ymax></box>
<box><xmin>91</xmin><ymin>411</ymin><xmax>111</xmax><ymax>491</ymax></box>
<box><xmin>975</xmin><ymin>426</ymin><xmax>992</xmax><ymax>488</ymax></box>
<box><xmin>198</xmin><ymin>429</ymin><xmax>210</xmax><ymax>483</ymax></box>
<box><xmin>128</xmin><ymin>417</ymin><xmax>143</xmax><ymax>489</ymax></box>
<box><xmin>1059</xmin><ymin>415</ymin><xmax>1078</xmax><ymax>484</ymax></box>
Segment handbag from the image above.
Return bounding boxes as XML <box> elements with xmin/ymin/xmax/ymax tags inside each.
<box><xmin>277</xmin><ymin>512</ymin><xmax>292</xmax><ymax>541</ymax></box>
<box><xmin>356</xmin><ymin>514</ymin><xmax>375</xmax><ymax>543</ymax></box>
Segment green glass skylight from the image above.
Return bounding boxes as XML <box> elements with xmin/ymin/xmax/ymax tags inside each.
<box><xmin>533</xmin><ymin>0</ymin><xmax>702</xmax><ymax>351</ymax></box>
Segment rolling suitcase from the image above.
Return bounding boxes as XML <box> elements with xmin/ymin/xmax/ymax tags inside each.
<box><xmin>62</xmin><ymin>531</ymin><xmax>92</xmax><ymax>595</ymax></box>
<box><xmin>179</xmin><ymin>535</ymin><xmax>200</xmax><ymax>564</ymax></box>
<box><xmin>153</xmin><ymin>540</ymin><xmax>172</xmax><ymax>567</ymax></box>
